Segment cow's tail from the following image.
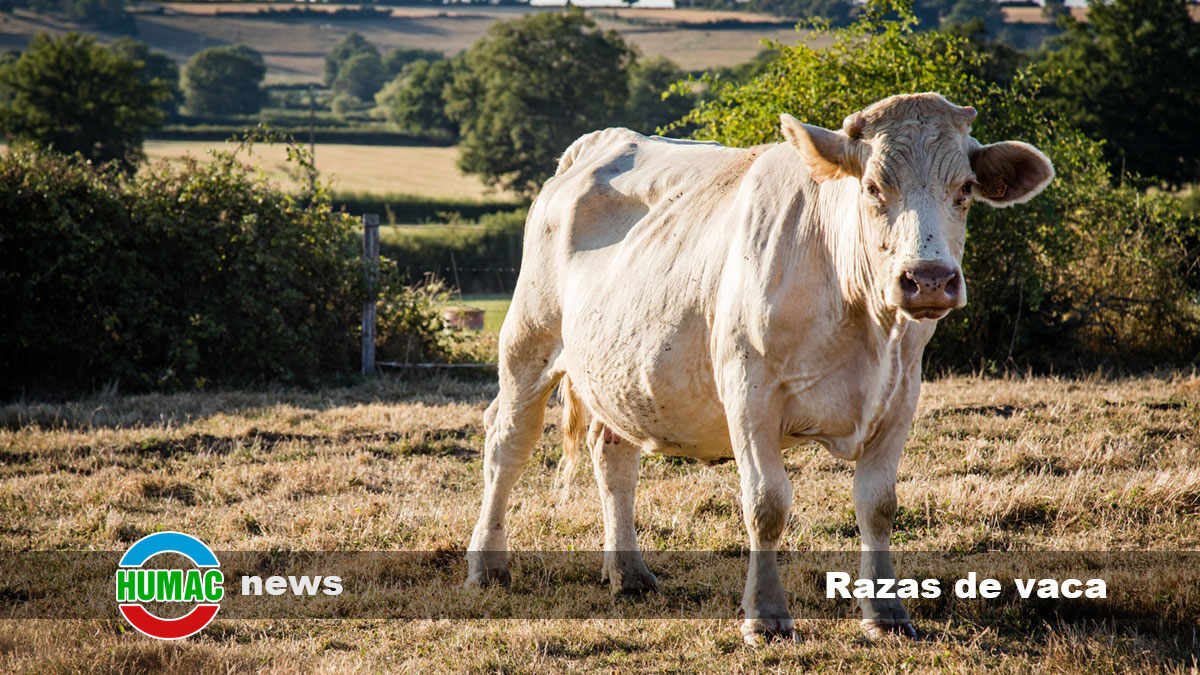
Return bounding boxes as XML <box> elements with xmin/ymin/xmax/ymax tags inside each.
<box><xmin>554</xmin><ymin>376</ymin><xmax>586</xmax><ymax>505</ymax></box>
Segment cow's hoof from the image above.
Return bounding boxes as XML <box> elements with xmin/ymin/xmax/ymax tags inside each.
<box><xmin>464</xmin><ymin>563</ymin><xmax>511</xmax><ymax>588</ymax></box>
<box><xmin>601</xmin><ymin>559</ymin><xmax>659</xmax><ymax>596</ymax></box>
<box><xmin>465</xmin><ymin>550</ymin><xmax>510</xmax><ymax>589</ymax></box>
<box><xmin>740</xmin><ymin>617</ymin><xmax>798</xmax><ymax>647</ymax></box>
<box><xmin>860</xmin><ymin>619</ymin><xmax>918</xmax><ymax>641</ymax></box>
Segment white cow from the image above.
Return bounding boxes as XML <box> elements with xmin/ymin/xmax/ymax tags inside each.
<box><xmin>466</xmin><ymin>93</ymin><xmax>1054</xmax><ymax>643</ymax></box>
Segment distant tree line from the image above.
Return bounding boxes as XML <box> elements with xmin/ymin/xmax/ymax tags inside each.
<box><xmin>1</xmin><ymin>0</ymin><xmax>1197</xmax><ymax>192</ymax></box>
<box><xmin>0</xmin><ymin>0</ymin><xmax>133</xmax><ymax>33</ymax></box>
<box><xmin>684</xmin><ymin>0</ymin><xmax>1010</xmax><ymax>30</ymax></box>
<box><xmin>321</xmin><ymin>31</ymin><xmax>441</xmax><ymax>116</ymax></box>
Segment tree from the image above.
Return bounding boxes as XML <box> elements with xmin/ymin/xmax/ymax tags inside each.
<box><xmin>0</xmin><ymin>32</ymin><xmax>166</xmax><ymax>170</ymax></box>
<box><xmin>181</xmin><ymin>45</ymin><xmax>266</xmax><ymax>116</ymax></box>
<box><xmin>330</xmin><ymin>92</ymin><xmax>366</xmax><ymax>118</ymax></box>
<box><xmin>375</xmin><ymin>57</ymin><xmax>459</xmax><ymax>138</ymax></box>
<box><xmin>324</xmin><ymin>31</ymin><xmax>377</xmax><ymax>87</ymax></box>
<box><xmin>909</xmin><ymin>0</ymin><xmax>1003</xmax><ymax>33</ymax></box>
<box><xmin>942</xmin><ymin>17</ymin><xmax>1027</xmax><ymax>86</ymax></box>
<box><xmin>941</xmin><ymin>0</ymin><xmax>1004</xmax><ymax>34</ymax></box>
<box><xmin>1041</xmin><ymin>0</ymin><xmax>1069</xmax><ymax>22</ymax></box>
<box><xmin>445</xmin><ymin>9</ymin><xmax>635</xmax><ymax>195</ymax></box>
<box><xmin>746</xmin><ymin>0</ymin><xmax>857</xmax><ymax>25</ymax></box>
<box><xmin>332</xmin><ymin>50</ymin><xmax>386</xmax><ymax>101</ymax></box>
<box><xmin>1033</xmin><ymin>0</ymin><xmax>1200</xmax><ymax>185</ymax></box>
<box><xmin>382</xmin><ymin>47</ymin><xmax>443</xmax><ymax>78</ymax></box>
<box><xmin>109</xmin><ymin>37</ymin><xmax>181</xmax><ymax>118</ymax></box>
<box><xmin>625</xmin><ymin>57</ymin><xmax>695</xmax><ymax>135</ymax></box>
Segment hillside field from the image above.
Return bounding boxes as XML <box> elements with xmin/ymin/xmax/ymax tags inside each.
<box><xmin>0</xmin><ymin>6</ymin><xmax>819</xmax><ymax>82</ymax></box>
<box><xmin>143</xmin><ymin>140</ymin><xmax>513</xmax><ymax>200</ymax></box>
<box><xmin>1</xmin><ymin>373</ymin><xmax>1198</xmax><ymax>671</ymax></box>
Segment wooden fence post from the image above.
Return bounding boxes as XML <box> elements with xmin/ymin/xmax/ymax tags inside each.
<box><xmin>361</xmin><ymin>214</ymin><xmax>380</xmax><ymax>376</ymax></box>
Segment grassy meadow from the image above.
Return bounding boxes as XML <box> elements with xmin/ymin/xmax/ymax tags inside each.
<box><xmin>458</xmin><ymin>294</ymin><xmax>512</xmax><ymax>334</ymax></box>
<box><xmin>1</xmin><ymin>373</ymin><xmax>1198</xmax><ymax>671</ymax></box>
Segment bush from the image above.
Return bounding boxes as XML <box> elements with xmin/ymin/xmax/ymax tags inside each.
<box><xmin>675</xmin><ymin>1</ymin><xmax>1200</xmax><ymax>371</ymax></box>
<box><xmin>0</xmin><ymin>141</ymin><xmax>412</xmax><ymax>396</ymax></box>
<box><xmin>374</xmin><ymin>277</ymin><xmax>456</xmax><ymax>364</ymax></box>
<box><xmin>330</xmin><ymin>92</ymin><xmax>366</xmax><ymax>118</ymax></box>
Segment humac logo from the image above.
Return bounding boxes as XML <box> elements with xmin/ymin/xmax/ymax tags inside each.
<box><xmin>114</xmin><ymin>532</ymin><xmax>223</xmax><ymax>640</ymax></box>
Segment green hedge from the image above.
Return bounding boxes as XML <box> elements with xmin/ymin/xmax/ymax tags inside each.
<box><xmin>330</xmin><ymin>191</ymin><xmax>528</xmax><ymax>225</ymax></box>
<box><xmin>381</xmin><ymin>209</ymin><xmax>527</xmax><ymax>295</ymax></box>
<box><xmin>0</xmin><ymin>146</ymin><xmax>365</xmax><ymax>396</ymax></box>
<box><xmin>149</xmin><ymin>126</ymin><xmax>452</xmax><ymax>146</ymax></box>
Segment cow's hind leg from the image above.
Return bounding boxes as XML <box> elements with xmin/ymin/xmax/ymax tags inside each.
<box><xmin>466</xmin><ymin>336</ymin><xmax>561</xmax><ymax>587</ymax></box>
<box><xmin>589</xmin><ymin>423</ymin><xmax>657</xmax><ymax>595</ymax></box>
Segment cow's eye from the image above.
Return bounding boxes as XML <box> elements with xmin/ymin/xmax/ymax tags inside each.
<box><xmin>955</xmin><ymin>181</ymin><xmax>975</xmax><ymax>206</ymax></box>
<box><xmin>864</xmin><ymin>180</ymin><xmax>883</xmax><ymax>201</ymax></box>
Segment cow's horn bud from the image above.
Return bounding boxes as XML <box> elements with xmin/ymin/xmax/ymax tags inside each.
<box><xmin>842</xmin><ymin>112</ymin><xmax>864</xmax><ymax>139</ymax></box>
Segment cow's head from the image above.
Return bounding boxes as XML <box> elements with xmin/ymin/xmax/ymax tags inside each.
<box><xmin>780</xmin><ymin>93</ymin><xmax>1053</xmax><ymax>320</ymax></box>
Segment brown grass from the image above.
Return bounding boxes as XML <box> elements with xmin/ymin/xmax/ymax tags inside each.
<box><xmin>1</xmin><ymin>373</ymin><xmax>1199</xmax><ymax>671</ymax></box>
<box><xmin>142</xmin><ymin>141</ymin><xmax>514</xmax><ymax>200</ymax></box>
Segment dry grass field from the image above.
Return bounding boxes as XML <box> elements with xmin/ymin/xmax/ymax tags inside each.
<box><xmin>1</xmin><ymin>373</ymin><xmax>1198</xmax><ymax>672</ymax></box>
<box><xmin>142</xmin><ymin>140</ymin><xmax>513</xmax><ymax>200</ymax></box>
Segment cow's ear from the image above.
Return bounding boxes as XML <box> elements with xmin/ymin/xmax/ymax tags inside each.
<box><xmin>969</xmin><ymin>140</ymin><xmax>1054</xmax><ymax>208</ymax></box>
<box><xmin>780</xmin><ymin>113</ymin><xmax>863</xmax><ymax>182</ymax></box>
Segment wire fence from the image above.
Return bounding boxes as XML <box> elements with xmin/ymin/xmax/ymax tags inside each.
<box><xmin>363</xmin><ymin>215</ymin><xmax>509</xmax><ymax>373</ymax></box>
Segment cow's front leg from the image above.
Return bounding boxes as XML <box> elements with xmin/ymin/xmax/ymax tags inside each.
<box><xmin>854</xmin><ymin>404</ymin><xmax>918</xmax><ymax>640</ymax></box>
<box><xmin>589</xmin><ymin>424</ymin><xmax>657</xmax><ymax>595</ymax></box>
<box><xmin>724</xmin><ymin>388</ymin><xmax>795</xmax><ymax>644</ymax></box>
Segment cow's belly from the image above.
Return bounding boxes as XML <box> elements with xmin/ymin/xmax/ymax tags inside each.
<box><xmin>561</xmin><ymin>304</ymin><xmax>734</xmax><ymax>459</ymax></box>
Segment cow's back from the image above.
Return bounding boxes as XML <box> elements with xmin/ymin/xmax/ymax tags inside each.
<box><xmin>536</xmin><ymin>129</ymin><xmax>756</xmax><ymax>263</ymax></box>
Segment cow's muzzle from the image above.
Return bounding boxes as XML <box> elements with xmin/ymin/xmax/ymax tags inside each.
<box><xmin>896</xmin><ymin>261</ymin><xmax>965</xmax><ymax>320</ymax></box>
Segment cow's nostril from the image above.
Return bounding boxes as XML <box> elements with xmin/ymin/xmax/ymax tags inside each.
<box><xmin>899</xmin><ymin>273</ymin><xmax>918</xmax><ymax>295</ymax></box>
<box><xmin>945</xmin><ymin>272</ymin><xmax>960</xmax><ymax>296</ymax></box>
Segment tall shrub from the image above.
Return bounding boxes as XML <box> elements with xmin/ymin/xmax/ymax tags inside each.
<box><xmin>0</xmin><ymin>143</ymin><xmax>362</xmax><ymax>395</ymax></box>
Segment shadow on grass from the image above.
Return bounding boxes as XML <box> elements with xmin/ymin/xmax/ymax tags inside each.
<box><xmin>0</xmin><ymin>372</ymin><xmax>498</xmax><ymax>432</ymax></box>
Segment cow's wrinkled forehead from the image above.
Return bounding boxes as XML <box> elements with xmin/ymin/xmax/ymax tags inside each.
<box><xmin>848</xmin><ymin>93</ymin><xmax>976</xmax><ymax>188</ymax></box>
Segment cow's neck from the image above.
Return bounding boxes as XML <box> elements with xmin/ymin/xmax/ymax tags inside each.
<box><xmin>818</xmin><ymin>179</ymin><xmax>897</xmax><ymax>334</ymax></box>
